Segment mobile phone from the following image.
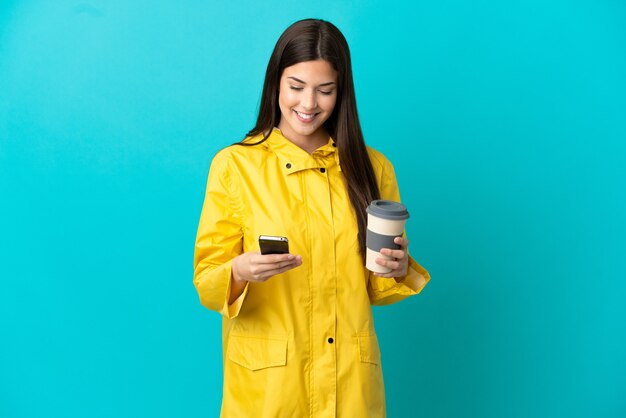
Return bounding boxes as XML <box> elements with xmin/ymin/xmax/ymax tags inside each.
<box><xmin>259</xmin><ymin>235</ymin><xmax>290</xmax><ymax>255</ymax></box>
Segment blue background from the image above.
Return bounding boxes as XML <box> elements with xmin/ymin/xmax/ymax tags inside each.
<box><xmin>1</xmin><ymin>1</ymin><xmax>625</xmax><ymax>417</ymax></box>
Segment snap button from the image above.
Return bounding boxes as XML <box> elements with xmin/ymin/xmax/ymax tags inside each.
<box><xmin>327</xmin><ymin>337</ymin><xmax>334</xmax><ymax>344</ymax></box>
<box><xmin>286</xmin><ymin>163</ymin><xmax>292</xmax><ymax>169</ymax></box>
<box><xmin>319</xmin><ymin>167</ymin><xmax>326</xmax><ymax>173</ymax></box>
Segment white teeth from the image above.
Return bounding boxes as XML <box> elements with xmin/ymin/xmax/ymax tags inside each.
<box><xmin>295</xmin><ymin>111</ymin><xmax>316</xmax><ymax>120</ymax></box>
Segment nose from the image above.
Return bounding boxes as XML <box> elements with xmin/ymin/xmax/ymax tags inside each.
<box><xmin>301</xmin><ymin>89</ymin><xmax>317</xmax><ymax>110</ymax></box>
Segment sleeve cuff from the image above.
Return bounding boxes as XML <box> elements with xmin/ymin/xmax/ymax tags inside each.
<box><xmin>221</xmin><ymin>276</ymin><xmax>250</xmax><ymax>319</ymax></box>
<box><xmin>399</xmin><ymin>255</ymin><xmax>430</xmax><ymax>293</ymax></box>
<box><xmin>369</xmin><ymin>255</ymin><xmax>430</xmax><ymax>305</ymax></box>
<box><xmin>195</xmin><ymin>259</ymin><xmax>249</xmax><ymax>319</ymax></box>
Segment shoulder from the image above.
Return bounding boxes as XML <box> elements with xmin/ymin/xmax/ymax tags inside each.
<box><xmin>211</xmin><ymin>134</ymin><xmax>269</xmax><ymax>167</ymax></box>
<box><xmin>365</xmin><ymin>145</ymin><xmax>401</xmax><ymax>198</ymax></box>
<box><xmin>366</xmin><ymin>146</ymin><xmax>394</xmax><ymax>173</ymax></box>
<box><xmin>365</xmin><ymin>146</ymin><xmax>398</xmax><ymax>193</ymax></box>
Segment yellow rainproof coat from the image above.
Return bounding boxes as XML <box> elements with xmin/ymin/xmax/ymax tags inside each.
<box><xmin>194</xmin><ymin>128</ymin><xmax>430</xmax><ymax>417</ymax></box>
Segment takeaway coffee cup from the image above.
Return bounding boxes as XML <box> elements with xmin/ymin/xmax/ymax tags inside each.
<box><xmin>366</xmin><ymin>200</ymin><xmax>410</xmax><ymax>273</ymax></box>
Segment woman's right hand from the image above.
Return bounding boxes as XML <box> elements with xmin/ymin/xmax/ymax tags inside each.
<box><xmin>232</xmin><ymin>252</ymin><xmax>303</xmax><ymax>284</ymax></box>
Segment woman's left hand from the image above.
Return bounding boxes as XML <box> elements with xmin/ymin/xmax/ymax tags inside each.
<box><xmin>374</xmin><ymin>236</ymin><xmax>409</xmax><ymax>279</ymax></box>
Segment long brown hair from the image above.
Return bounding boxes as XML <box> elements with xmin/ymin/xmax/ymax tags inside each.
<box><xmin>239</xmin><ymin>18</ymin><xmax>380</xmax><ymax>260</ymax></box>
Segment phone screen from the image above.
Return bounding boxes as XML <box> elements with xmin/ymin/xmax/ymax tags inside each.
<box><xmin>259</xmin><ymin>235</ymin><xmax>289</xmax><ymax>255</ymax></box>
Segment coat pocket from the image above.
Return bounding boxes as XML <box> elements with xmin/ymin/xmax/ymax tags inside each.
<box><xmin>227</xmin><ymin>334</ymin><xmax>288</xmax><ymax>371</ymax></box>
<box><xmin>357</xmin><ymin>332</ymin><xmax>381</xmax><ymax>365</ymax></box>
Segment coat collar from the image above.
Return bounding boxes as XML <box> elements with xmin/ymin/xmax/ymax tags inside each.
<box><xmin>249</xmin><ymin>128</ymin><xmax>341</xmax><ymax>175</ymax></box>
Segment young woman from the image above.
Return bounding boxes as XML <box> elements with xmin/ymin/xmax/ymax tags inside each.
<box><xmin>193</xmin><ymin>18</ymin><xmax>430</xmax><ymax>417</ymax></box>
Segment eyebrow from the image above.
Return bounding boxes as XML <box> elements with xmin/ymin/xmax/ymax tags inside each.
<box><xmin>287</xmin><ymin>76</ymin><xmax>336</xmax><ymax>87</ymax></box>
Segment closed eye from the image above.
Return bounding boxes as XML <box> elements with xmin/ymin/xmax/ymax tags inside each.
<box><xmin>289</xmin><ymin>86</ymin><xmax>334</xmax><ymax>95</ymax></box>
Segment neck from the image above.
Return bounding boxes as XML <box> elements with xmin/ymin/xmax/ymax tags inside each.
<box><xmin>275</xmin><ymin>128</ymin><xmax>328</xmax><ymax>154</ymax></box>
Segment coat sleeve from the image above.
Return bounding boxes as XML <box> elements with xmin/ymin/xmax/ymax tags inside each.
<box><xmin>367</xmin><ymin>156</ymin><xmax>430</xmax><ymax>306</ymax></box>
<box><xmin>193</xmin><ymin>150</ymin><xmax>249</xmax><ymax>318</ymax></box>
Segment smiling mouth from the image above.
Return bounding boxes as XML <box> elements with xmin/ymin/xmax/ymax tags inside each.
<box><xmin>294</xmin><ymin>110</ymin><xmax>319</xmax><ymax>122</ymax></box>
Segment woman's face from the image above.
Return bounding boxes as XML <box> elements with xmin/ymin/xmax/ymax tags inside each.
<box><xmin>277</xmin><ymin>59</ymin><xmax>338</xmax><ymax>148</ymax></box>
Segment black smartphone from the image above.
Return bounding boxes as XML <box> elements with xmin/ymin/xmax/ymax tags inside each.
<box><xmin>259</xmin><ymin>235</ymin><xmax>290</xmax><ymax>255</ymax></box>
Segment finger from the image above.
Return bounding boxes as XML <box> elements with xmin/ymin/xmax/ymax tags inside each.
<box><xmin>255</xmin><ymin>253</ymin><xmax>297</xmax><ymax>264</ymax></box>
<box><xmin>245</xmin><ymin>255</ymin><xmax>302</xmax><ymax>281</ymax></box>
<box><xmin>379</xmin><ymin>248</ymin><xmax>405</xmax><ymax>259</ymax></box>
<box><xmin>394</xmin><ymin>237</ymin><xmax>409</xmax><ymax>248</ymax></box>
<box><xmin>375</xmin><ymin>257</ymin><xmax>401</xmax><ymax>270</ymax></box>
<box><xmin>373</xmin><ymin>267</ymin><xmax>403</xmax><ymax>278</ymax></box>
<box><xmin>251</xmin><ymin>259</ymin><xmax>298</xmax><ymax>276</ymax></box>
<box><xmin>373</xmin><ymin>263</ymin><xmax>408</xmax><ymax>278</ymax></box>
<box><xmin>257</xmin><ymin>259</ymin><xmax>302</xmax><ymax>281</ymax></box>
<box><xmin>374</xmin><ymin>271</ymin><xmax>406</xmax><ymax>278</ymax></box>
